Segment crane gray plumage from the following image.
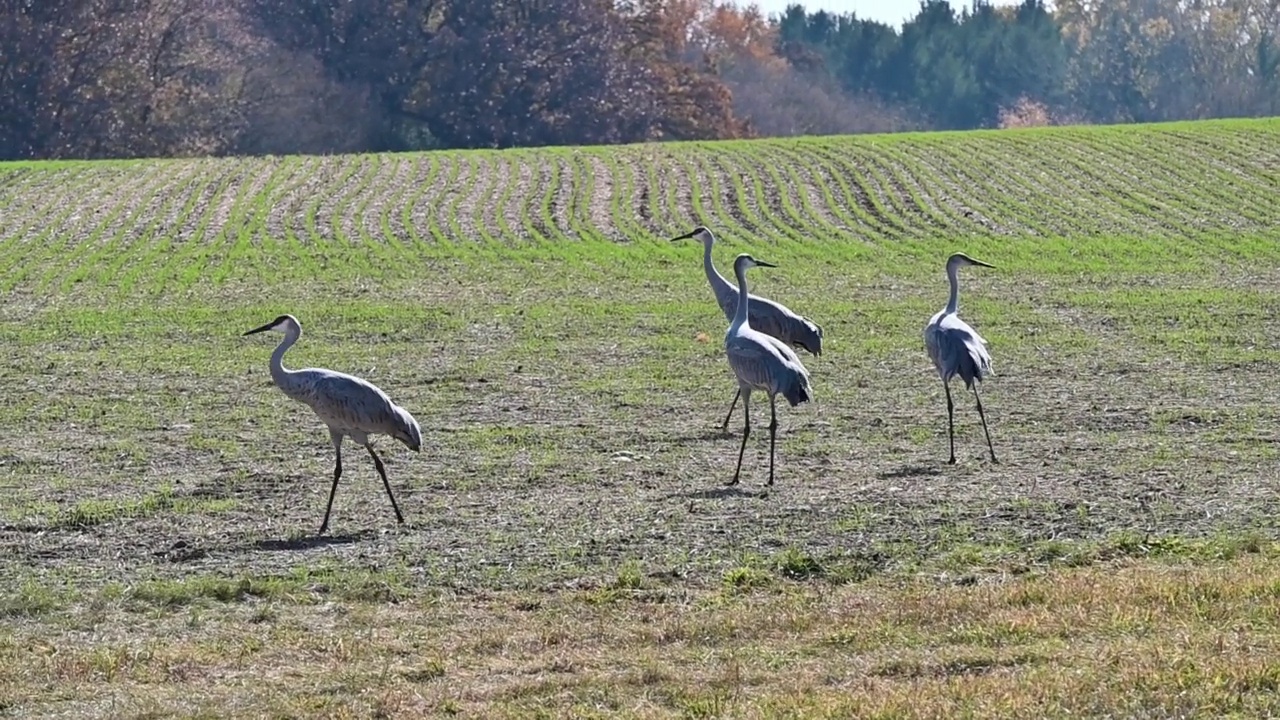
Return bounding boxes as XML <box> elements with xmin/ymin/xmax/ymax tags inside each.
<box><xmin>243</xmin><ymin>314</ymin><xmax>421</xmax><ymax>535</ymax></box>
<box><xmin>924</xmin><ymin>253</ymin><xmax>998</xmax><ymax>465</ymax></box>
<box><xmin>670</xmin><ymin>226</ymin><xmax>823</xmax><ymax>430</ymax></box>
<box><xmin>722</xmin><ymin>253</ymin><xmax>813</xmax><ymax>487</ymax></box>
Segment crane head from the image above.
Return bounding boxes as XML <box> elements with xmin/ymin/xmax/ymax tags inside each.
<box><xmin>668</xmin><ymin>226</ymin><xmax>713</xmax><ymax>244</ymax></box>
<box><xmin>243</xmin><ymin>314</ymin><xmax>300</xmax><ymax>336</ymax></box>
<box><xmin>733</xmin><ymin>253</ymin><xmax>777</xmax><ymax>271</ymax></box>
<box><xmin>947</xmin><ymin>252</ymin><xmax>995</xmax><ymax>270</ymax></box>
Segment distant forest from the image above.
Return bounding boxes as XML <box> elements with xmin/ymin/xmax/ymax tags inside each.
<box><xmin>4</xmin><ymin>0</ymin><xmax>1279</xmax><ymax>160</ymax></box>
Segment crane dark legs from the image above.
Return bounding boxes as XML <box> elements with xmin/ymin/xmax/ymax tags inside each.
<box><xmin>944</xmin><ymin>381</ymin><xmax>956</xmax><ymax>464</ymax></box>
<box><xmin>318</xmin><ymin>435</ymin><xmax>406</xmax><ymax>536</ymax></box>
<box><xmin>767</xmin><ymin>394</ymin><xmax>778</xmax><ymax>486</ymax></box>
<box><xmin>972</xmin><ymin>386</ymin><xmax>998</xmax><ymax>463</ymax></box>
<box><xmin>365</xmin><ymin>444</ymin><xmax>407</xmax><ymax>525</ymax></box>
<box><xmin>720</xmin><ymin>389</ymin><xmax>741</xmax><ymax>432</ymax></box>
<box><xmin>940</xmin><ymin>380</ymin><xmax>998</xmax><ymax>465</ymax></box>
<box><xmin>729</xmin><ymin>389</ymin><xmax>751</xmax><ymax>485</ymax></box>
<box><xmin>320</xmin><ymin>444</ymin><xmax>343</xmax><ymax>535</ymax></box>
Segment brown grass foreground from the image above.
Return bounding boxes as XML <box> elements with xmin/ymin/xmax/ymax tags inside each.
<box><xmin>3</xmin><ymin>555</ymin><xmax>1280</xmax><ymax>717</ymax></box>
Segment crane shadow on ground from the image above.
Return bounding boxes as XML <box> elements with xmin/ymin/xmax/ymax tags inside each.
<box><xmin>876</xmin><ymin>465</ymin><xmax>944</xmax><ymax>480</ymax></box>
<box><xmin>663</xmin><ymin>485</ymin><xmax>770</xmax><ymax>501</ymax></box>
<box><xmin>252</xmin><ymin>531</ymin><xmax>373</xmax><ymax>552</ymax></box>
<box><xmin>666</xmin><ymin>429</ymin><xmax>741</xmax><ymax>446</ymax></box>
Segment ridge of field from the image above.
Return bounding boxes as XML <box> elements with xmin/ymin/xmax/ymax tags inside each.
<box><xmin>4</xmin><ymin>118</ymin><xmax>1280</xmax><ymax>716</ymax></box>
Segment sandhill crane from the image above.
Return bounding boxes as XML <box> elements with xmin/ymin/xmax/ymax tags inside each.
<box><xmin>723</xmin><ymin>253</ymin><xmax>813</xmax><ymax>487</ymax></box>
<box><xmin>670</xmin><ymin>226</ymin><xmax>823</xmax><ymax>430</ymax></box>
<box><xmin>924</xmin><ymin>253</ymin><xmax>998</xmax><ymax>465</ymax></box>
<box><xmin>243</xmin><ymin>314</ymin><xmax>422</xmax><ymax>535</ymax></box>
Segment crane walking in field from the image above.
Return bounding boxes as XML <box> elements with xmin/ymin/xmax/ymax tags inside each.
<box><xmin>924</xmin><ymin>253</ymin><xmax>998</xmax><ymax>465</ymax></box>
<box><xmin>243</xmin><ymin>314</ymin><xmax>422</xmax><ymax>535</ymax></box>
<box><xmin>670</xmin><ymin>226</ymin><xmax>823</xmax><ymax>430</ymax></box>
<box><xmin>722</xmin><ymin>253</ymin><xmax>813</xmax><ymax>487</ymax></box>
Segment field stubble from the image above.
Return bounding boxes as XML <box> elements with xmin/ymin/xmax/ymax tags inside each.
<box><xmin>4</xmin><ymin>119</ymin><xmax>1280</xmax><ymax>716</ymax></box>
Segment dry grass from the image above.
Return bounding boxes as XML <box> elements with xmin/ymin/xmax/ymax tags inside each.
<box><xmin>4</xmin><ymin>555</ymin><xmax>1280</xmax><ymax>717</ymax></box>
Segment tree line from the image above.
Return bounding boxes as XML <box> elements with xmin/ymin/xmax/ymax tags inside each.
<box><xmin>3</xmin><ymin>0</ymin><xmax>1279</xmax><ymax>161</ymax></box>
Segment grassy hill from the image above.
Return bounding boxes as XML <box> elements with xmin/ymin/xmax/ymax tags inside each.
<box><xmin>4</xmin><ymin>118</ymin><xmax>1280</xmax><ymax>716</ymax></box>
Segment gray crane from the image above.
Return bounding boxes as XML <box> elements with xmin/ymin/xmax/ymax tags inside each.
<box><xmin>243</xmin><ymin>314</ymin><xmax>422</xmax><ymax>535</ymax></box>
<box><xmin>723</xmin><ymin>253</ymin><xmax>813</xmax><ymax>486</ymax></box>
<box><xmin>670</xmin><ymin>226</ymin><xmax>823</xmax><ymax>430</ymax></box>
<box><xmin>924</xmin><ymin>253</ymin><xmax>998</xmax><ymax>465</ymax></box>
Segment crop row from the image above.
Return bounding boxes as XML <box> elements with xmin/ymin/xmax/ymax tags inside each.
<box><xmin>1</xmin><ymin>120</ymin><xmax>1278</xmax><ymax>295</ymax></box>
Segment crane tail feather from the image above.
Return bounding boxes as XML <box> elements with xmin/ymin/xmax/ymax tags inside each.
<box><xmin>794</xmin><ymin>318</ymin><xmax>824</xmax><ymax>357</ymax></box>
<box><xmin>781</xmin><ymin>375</ymin><xmax>812</xmax><ymax>407</ymax></box>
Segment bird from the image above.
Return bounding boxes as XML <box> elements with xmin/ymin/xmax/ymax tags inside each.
<box><xmin>670</xmin><ymin>226</ymin><xmax>823</xmax><ymax>431</ymax></box>
<box><xmin>924</xmin><ymin>252</ymin><xmax>998</xmax><ymax>465</ymax></box>
<box><xmin>722</xmin><ymin>253</ymin><xmax>813</xmax><ymax>486</ymax></box>
<box><xmin>243</xmin><ymin>314</ymin><xmax>422</xmax><ymax>535</ymax></box>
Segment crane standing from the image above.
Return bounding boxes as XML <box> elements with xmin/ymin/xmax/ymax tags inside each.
<box><xmin>670</xmin><ymin>226</ymin><xmax>823</xmax><ymax>430</ymax></box>
<box><xmin>723</xmin><ymin>253</ymin><xmax>813</xmax><ymax>487</ymax></box>
<box><xmin>924</xmin><ymin>253</ymin><xmax>999</xmax><ymax>464</ymax></box>
<box><xmin>243</xmin><ymin>314</ymin><xmax>422</xmax><ymax>535</ymax></box>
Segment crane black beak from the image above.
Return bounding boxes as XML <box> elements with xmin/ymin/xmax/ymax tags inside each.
<box><xmin>668</xmin><ymin>231</ymin><xmax>697</xmax><ymax>242</ymax></box>
<box><xmin>243</xmin><ymin>322</ymin><xmax>275</xmax><ymax>336</ymax></box>
<box><xmin>755</xmin><ymin>260</ymin><xmax>778</xmax><ymax>268</ymax></box>
<box><xmin>973</xmin><ymin>259</ymin><xmax>996</xmax><ymax>269</ymax></box>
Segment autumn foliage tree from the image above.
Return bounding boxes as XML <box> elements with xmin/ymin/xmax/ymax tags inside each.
<box><xmin>406</xmin><ymin>0</ymin><xmax>664</xmax><ymax>148</ymax></box>
<box><xmin>0</xmin><ymin>0</ymin><xmax>355</xmax><ymax>159</ymax></box>
<box><xmin>0</xmin><ymin>0</ymin><xmax>183</xmax><ymax>158</ymax></box>
<box><xmin>250</xmin><ymin>0</ymin><xmax>745</xmax><ymax>149</ymax></box>
<box><xmin>5</xmin><ymin>0</ymin><xmax>1280</xmax><ymax>159</ymax></box>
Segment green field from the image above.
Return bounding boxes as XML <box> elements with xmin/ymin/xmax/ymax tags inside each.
<box><xmin>4</xmin><ymin>118</ymin><xmax>1280</xmax><ymax>716</ymax></box>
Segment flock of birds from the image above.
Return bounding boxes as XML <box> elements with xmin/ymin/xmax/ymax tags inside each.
<box><xmin>245</xmin><ymin>226</ymin><xmax>1000</xmax><ymax>535</ymax></box>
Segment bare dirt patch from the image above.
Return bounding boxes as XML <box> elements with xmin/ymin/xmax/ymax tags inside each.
<box><xmin>549</xmin><ymin>154</ymin><xmax>576</xmax><ymax>238</ymax></box>
<box><xmin>206</xmin><ymin>157</ymin><xmax>281</xmax><ymax>242</ymax></box>
<box><xmin>523</xmin><ymin>154</ymin><xmax>558</xmax><ymax>240</ymax></box>
<box><xmin>743</xmin><ymin>146</ymin><xmax>814</xmax><ymax>232</ymax></box>
<box><xmin>698</xmin><ymin>150</ymin><xmax>763</xmax><ymax>235</ymax></box>
<box><xmin>767</xmin><ymin>145</ymin><xmax>859</xmax><ymax>234</ymax></box>
<box><xmin>356</xmin><ymin>156</ymin><xmax>414</xmax><ymax>244</ymax></box>
<box><xmin>474</xmin><ymin>153</ymin><xmax>511</xmax><ymax>242</ymax></box>
<box><xmin>807</xmin><ymin>145</ymin><xmax>902</xmax><ymax>234</ymax></box>
<box><xmin>895</xmin><ymin>149</ymin><xmax>1011</xmax><ymax>236</ymax></box>
<box><xmin>585</xmin><ymin>155</ymin><xmax>618</xmax><ymax>242</ymax></box>
<box><xmin>0</xmin><ymin>169</ymin><xmax>81</xmax><ymax>242</ymax></box>
<box><xmin>262</xmin><ymin>156</ymin><xmax>321</xmax><ymax>244</ymax></box>
<box><xmin>404</xmin><ymin>155</ymin><xmax>454</xmax><ymax>243</ymax></box>
<box><xmin>146</xmin><ymin>160</ymin><xmax>222</xmax><ymax>245</ymax></box>
<box><xmin>314</xmin><ymin>155</ymin><xmax>375</xmax><ymax>243</ymax></box>
<box><xmin>503</xmin><ymin>155</ymin><xmax>536</xmax><ymax>242</ymax></box>
<box><xmin>616</xmin><ymin>150</ymin><xmax>659</xmax><ymax>236</ymax></box>
<box><xmin>443</xmin><ymin>152</ymin><xmax>493</xmax><ymax>242</ymax></box>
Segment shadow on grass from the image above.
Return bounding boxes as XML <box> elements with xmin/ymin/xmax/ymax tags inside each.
<box><xmin>877</xmin><ymin>465</ymin><xmax>944</xmax><ymax>480</ymax></box>
<box><xmin>665</xmin><ymin>485</ymin><xmax>770</xmax><ymax>501</ymax></box>
<box><xmin>667</xmin><ymin>429</ymin><xmax>739</xmax><ymax>445</ymax></box>
<box><xmin>253</xmin><ymin>532</ymin><xmax>372</xmax><ymax>552</ymax></box>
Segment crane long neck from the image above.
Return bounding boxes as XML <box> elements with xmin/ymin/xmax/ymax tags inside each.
<box><xmin>732</xmin><ymin>260</ymin><xmax>751</xmax><ymax>328</ymax></box>
<box><xmin>702</xmin><ymin>235</ymin><xmax>732</xmax><ymax>294</ymax></box>
<box><xmin>945</xmin><ymin>261</ymin><xmax>961</xmax><ymax>315</ymax></box>
<box><xmin>270</xmin><ymin>326</ymin><xmax>301</xmax><ymax>391</ymax></box>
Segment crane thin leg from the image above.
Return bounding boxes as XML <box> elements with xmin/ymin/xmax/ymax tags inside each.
<box><xmin>972</xmin><ymin>385</ymin><xmax>998</xmax><ymax>464</ymax></box>
<box><xmin>320</xmin><ymin>445</ymin><xmax>342</xmax><ymax>535</ymax></box>
<box><xmin>729</xmin><ymin>390</ymin><xmax>751</xmax><ymax>486</ymax></box>
<box><xmin>366</xmin><ymin>445</ymin><xmax>406</xmax><ymax>524</ymax></box>
<box><xmin>767</xmin><ymin>394</ymin><xmax>778</xmax><ymax>486</ymax></box>
<box><xmin>944</xmin><ymin>381</ymin><xmax>956</xmax><ymax>465</ymax></box>
<box><xmin>719</xmin><ymin>389</ymin><xmax>741</xmax><ymax>432</ymax></box>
